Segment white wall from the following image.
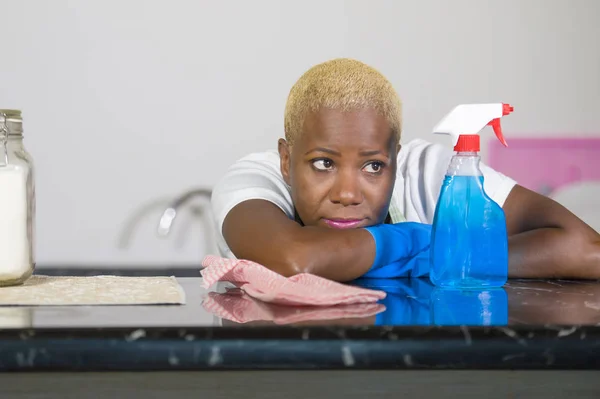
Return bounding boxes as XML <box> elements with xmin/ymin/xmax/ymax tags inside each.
<box><xmin>1</xmin><ymin>0</ymin><xmax>598</xmax><ymax>267</ymax></box>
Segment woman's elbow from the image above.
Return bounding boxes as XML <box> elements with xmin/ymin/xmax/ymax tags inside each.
<box><xmin>581</xmin><ymin>239</ymin><xmax>600</xmax><ymax>279</ymax></box>
<box><xmin>237</xmin><ymin>239</ymin><xmax>313</xmax><ymax>278</ymax></box>
<box><xmin>277</xmin><ymin>243</ymin><xmax>314</xmax><ymax>277</ymax></box>
<box><xmin>570</xmin><ymin>229</ymin><xmax>600</xmax><ymax>279</ymax></box>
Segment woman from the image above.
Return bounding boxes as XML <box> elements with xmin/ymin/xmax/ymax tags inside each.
<box><xmin>210</xmin><ymin>58</ymin><xmax>600</xmax><ymax>281</ymax></box>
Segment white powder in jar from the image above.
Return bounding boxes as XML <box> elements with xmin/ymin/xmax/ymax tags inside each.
<box><xmin>0</xmin><ymin>165</ymin><xmax>31</xmax><ymax>281</ymax></box>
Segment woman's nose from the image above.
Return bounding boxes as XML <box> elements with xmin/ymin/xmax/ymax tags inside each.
<box><xmin>330</xmin><ymin>171</ymin><xmax>363</xmax><ymax>206</ymax></box>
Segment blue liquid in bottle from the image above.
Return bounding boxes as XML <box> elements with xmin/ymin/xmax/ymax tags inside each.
<box><xmin>430</xmin><ymin>153</ymin><xmax>508</xmax><ymax>288</ymax></box>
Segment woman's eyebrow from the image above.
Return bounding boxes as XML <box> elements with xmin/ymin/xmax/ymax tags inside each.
<box><xmin>304</xmin><ymin>148</ymin><xmax>389</xmax><ymax>157</ymax></box>
<box><xmin>304</xmin><ymin>147</ymin><xmax>341</xmax><ymax>156</ymax></box>
<box><xmin>359</xmin><ymin>150</ymin><xmax>385</xmax><ymax>156</ymax></box>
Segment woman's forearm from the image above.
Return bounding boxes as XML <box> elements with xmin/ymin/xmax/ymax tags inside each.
<box><xmin>503</xmin><ymin>185</ymin><xmax>600</xmax><ymax>279</ymax></box>
<box><xmin>508</xmin><ymin>227</ymin><xmax>600</xmax><ymax>279</ymax></box>
<box><xmin>287</xmin><ymin>226</ymin><xmax>376</xmax><ymax>281</ymax></box>
<box><xmin>223</xmin><ymin>199</ymin><xmax>375</xmax><ymax>281</ymax></box>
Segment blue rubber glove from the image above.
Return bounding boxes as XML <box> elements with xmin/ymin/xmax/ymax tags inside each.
<box><xmin>362</xmin><ymin>222</ymin><xmax>432</xmax><ymax>278</ymax></box>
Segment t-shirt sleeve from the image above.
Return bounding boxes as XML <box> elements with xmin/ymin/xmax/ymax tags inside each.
<box><xmin>479</xmin><ymin>161</ymin><xmax>518</xmax><ymax>208</ymax></box>
<box><xmin>210</xmin><ymin>151</ymin><xmax>294</xmax><ymax>257</ymax></box>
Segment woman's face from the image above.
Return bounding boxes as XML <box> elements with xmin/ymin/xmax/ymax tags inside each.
<box><xmin>279</xmin><ymin>107</ymin><xmax>399</xmax><ymax>229</ymax></box>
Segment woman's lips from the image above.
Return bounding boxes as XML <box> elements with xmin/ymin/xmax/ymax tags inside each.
<box><xmin>323</xmin><ymin>219</ymin><xmax>365</xmax><ymax>229</ymax></box>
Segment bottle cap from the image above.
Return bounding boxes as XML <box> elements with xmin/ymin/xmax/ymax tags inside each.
<box><xmin>454</xmin><ymin>134</ymin><xmax>480</xmax><ymax>152</ymax></box>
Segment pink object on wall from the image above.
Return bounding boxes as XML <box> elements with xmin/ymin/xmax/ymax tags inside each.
<box><xmin>488</xmin><ymin>138</ymin><xmax>600</xmax><ymax>195</ymax></box>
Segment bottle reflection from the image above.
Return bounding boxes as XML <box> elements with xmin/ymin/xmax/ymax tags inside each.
<box><xmin>430</xmin><ymin>287</ymin><xmax>508</xmax><ymax>326</ymax></box>
<box><xmin>352</xmin><ymin>278</ymin><xmax>508</xmax><ymax>327</ymax></box>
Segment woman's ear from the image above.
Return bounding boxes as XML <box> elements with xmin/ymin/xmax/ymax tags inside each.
<box><xmin>278</xmin><ymin>138</ymin><xmax>292</xmax><ymax>186</ymax></box>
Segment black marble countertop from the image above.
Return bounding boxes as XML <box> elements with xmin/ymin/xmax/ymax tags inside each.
<box><xmin>0</xmin><ymin>268</ymin><xmax>599</xmax><ymax>371</ymax></box>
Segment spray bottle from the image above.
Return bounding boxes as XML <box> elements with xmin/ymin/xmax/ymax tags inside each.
<box><xmin>429</xmin><ymin>103</ymin><xmax>513</xmax><ymax>288</ymax></box>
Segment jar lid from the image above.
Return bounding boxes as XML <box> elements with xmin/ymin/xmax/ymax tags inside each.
<box><xmin>0</xmin><ymin>109</ymin><xmax>23</xmax><ymax>135</ymax></box>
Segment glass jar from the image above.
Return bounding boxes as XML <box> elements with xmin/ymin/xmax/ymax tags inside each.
<box><xmin>0</xmin><ymin>110</ymin><xmax>35</xmax><ymax>286</ymax></box>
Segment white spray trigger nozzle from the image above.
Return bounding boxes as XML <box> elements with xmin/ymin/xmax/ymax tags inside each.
<box><xmin>433</xmin><ymin>103</ymin><xmax>512</xmax><ymax>147</ymax></box>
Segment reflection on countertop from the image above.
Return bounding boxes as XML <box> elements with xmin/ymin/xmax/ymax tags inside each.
<box><xmin>1</xmin><ymin>272</ymin><xmax>599</xmax><ymax>372</ymax></box>
<box><xmin>4</xmin><ymin>271</ymin><xmax>598</xmax><ymax>329</ymax></box>
<box><xmin>505</xmin><ymin>279</ymin><xmax>600</xmax><ymax>326</ymax></box>
<box><xmin>212</xmin><ymin>277</ymin><xmax>600</xmax><ymax>328</ymax></box>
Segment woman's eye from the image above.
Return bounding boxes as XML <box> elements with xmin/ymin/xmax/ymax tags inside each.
<box><xmin>363</xmin><ymin>161</ymin><xmax>384</xmax><ymax>174</ymax></box>
<box><xmin>312</xmin><ymin>159</ymin><xmax>334</xmax><ymax>171</ymax></box>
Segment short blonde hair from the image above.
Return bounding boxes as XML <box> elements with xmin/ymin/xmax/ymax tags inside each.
<box><xmin>284</xmin><ymin>58</ymin><xmax>402</xmax><ymax>145</ymax></box>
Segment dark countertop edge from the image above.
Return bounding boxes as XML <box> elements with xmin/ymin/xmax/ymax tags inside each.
<box><xmin>0</xmin><ymin>325</ymin><xmax>598</xmax><ymax>371</ymax></box>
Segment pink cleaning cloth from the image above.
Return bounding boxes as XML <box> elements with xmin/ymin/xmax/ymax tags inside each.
<box><xmin>200</xmin><ymin>255</ymin><xmax>386</xmax><ymax>306</ymax></box>
<box><xmin>202</xmin><ymin>289</ymin><xmax>385</xmax><ymax>325</ymax></box>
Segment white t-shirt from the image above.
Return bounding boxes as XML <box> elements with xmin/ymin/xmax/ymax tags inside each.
<box><xmin>211</xmin><ymin>139</ymin><xmax>517</xmax><ymax>258</ymax></box>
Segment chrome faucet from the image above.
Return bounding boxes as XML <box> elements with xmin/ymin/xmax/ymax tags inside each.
<box><xmin>157</xmin><ymin>188</ymin><xmax>212</xmax><ymax>237</ymax></box>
